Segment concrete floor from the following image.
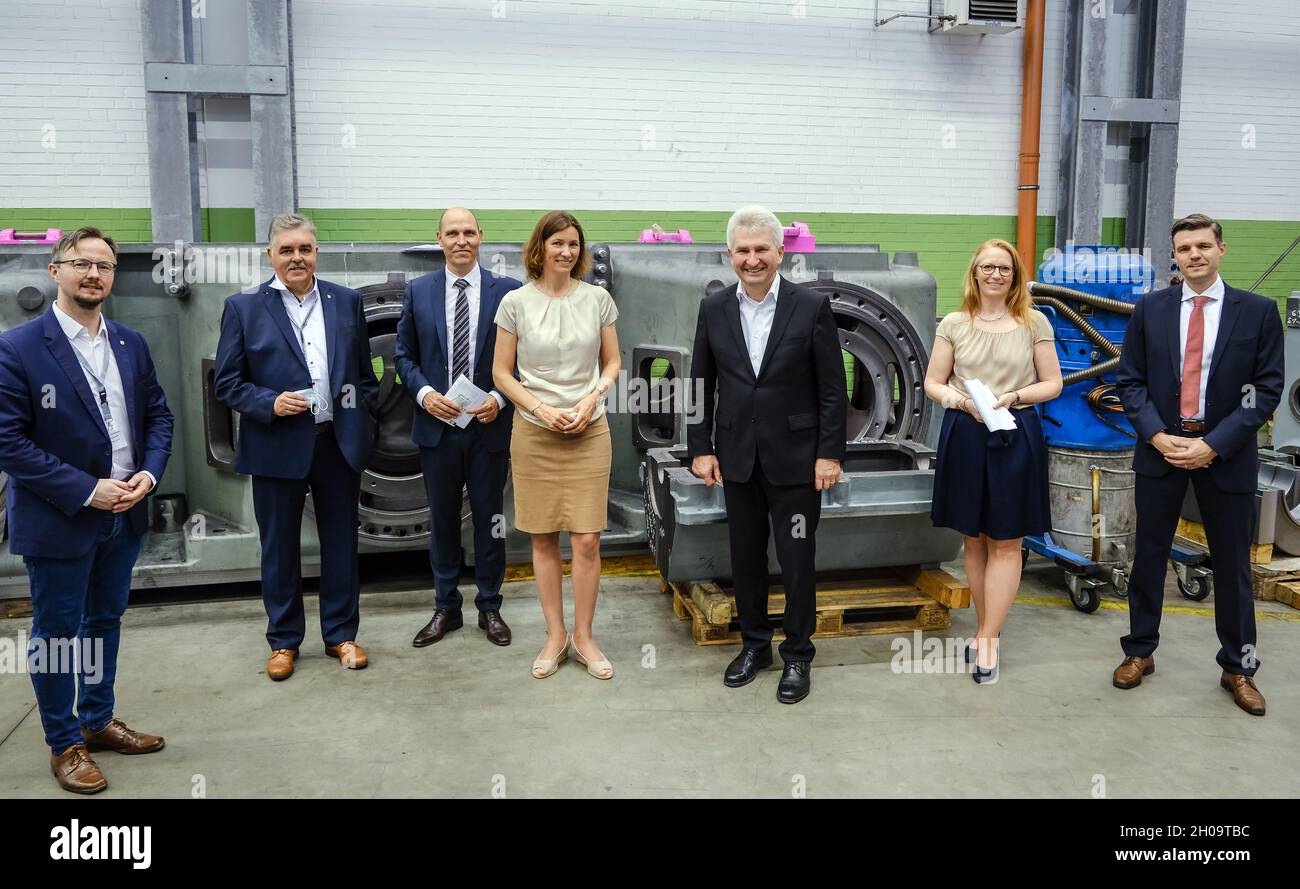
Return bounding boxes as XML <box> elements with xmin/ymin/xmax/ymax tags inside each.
<box><xmin>1</xmin><ymin>560</ymin><xmax>1298</xmax><ymax>798</ymax></box>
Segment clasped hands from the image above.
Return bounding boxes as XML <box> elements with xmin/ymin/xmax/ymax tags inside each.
<box><xmin>691</xmin><ymin>456</ymin><xmax>842</xmax><ymax>491</ymax></box>
<box><xmin>91</xmin><ymin>472</ymin><xmax>153</xmax><ymax>513</ymax></box>
<box><xmin>1151</xmin><ymin>432</ymin><xmax>1216</xmax><ymax>470</ymax></box>
<box><xmin>520</xmin><ymin>392</ymin><xmax>599</xmax><ymax>435</ymax></box>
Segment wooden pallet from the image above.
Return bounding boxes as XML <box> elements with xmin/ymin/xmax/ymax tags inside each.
<box><xmin>1250</xmin><ymin>564</ymin><xmax>1300</xmax><ymax>601</ymax></box>
<box><xmin>1271</xmin><ymin>580</ymin><xmax>1300</xmax><ymax>611</ymax></box>
<box><xmin>1176</xmin><ymin>518</ymin><xmax>1272</xmax><ymax>565</ymax></box>
<box><xmin>666</xmin><ymin>567</ymin><xmax>967</xmax><ymax>646</ymax></box>
<box><xmin>1</xmin><ymin>599</ymin><xmax>32</xmax><ymax>620</ymax></box>
<box><xmin>504</xmin><ymin>552</ymin><xmax>659</xmax><ymax>582</ymax></box>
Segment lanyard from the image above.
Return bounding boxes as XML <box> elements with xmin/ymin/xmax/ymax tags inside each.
<box><xmin>72</xmin><ymin>336</ymin><xmax>115</xmax><ymax>427</ymax></box>
<box><xmin>285</xmin><ymin>293</ymin><xmax>319</xmax><ymax>349</ymax></box>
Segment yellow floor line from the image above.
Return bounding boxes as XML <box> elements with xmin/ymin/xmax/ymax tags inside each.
<box><xmin>1015</xmin><ymin>594</ymin><xmax>1300</xmax><ymax>622</ymax></box>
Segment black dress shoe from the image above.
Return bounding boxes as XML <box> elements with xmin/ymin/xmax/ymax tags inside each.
<box><xmin>412</xmin><ymin>608</ymin><xmax>463</xmax><ymax>647</ymax></box>
<box><xmin>777</xmin><ymin>661</ymin><xmax>811</xmax><ymax>704</ymax></box>
<box><xmin>478</xmin><ymin>610</ymin><xmax>512</xmax><ymax>646</ymax></box>
<box><xmin>723</xmin><ymin>647</ymin><xmax>773</xmax><ymax>687</ymax></box>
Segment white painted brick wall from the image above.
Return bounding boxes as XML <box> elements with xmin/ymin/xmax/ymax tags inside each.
<box><xmin>1174</xmin><ymin>0</ymin><xmax>1300</xmax><ymax>220</ymax></box>
<box><xmin>291</xmin><ymin>0</ymin><xmax>1067</xmax><ymax>214</ymax></box>
<box><xmin>1</xmin><ymin>0</ymin><xmax>1296</xmax><ymax>224</ymax></box>
<box><xmin>0</xmin><ymin>0</ymin><xmax>150</xmax><ymax>209</ymax></box>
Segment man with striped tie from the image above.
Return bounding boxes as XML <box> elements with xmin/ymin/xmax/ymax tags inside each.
<box><xmin>214</xmin><ymin>213</ymin><xmax>379</xmax><ymax>681</ymax></box>
<box><xmin>1114</xmin><ymin>213</ymin><xmax>1284</xmax><ymax>715</ymax></box>
<box><xmin>395</xmin><ymin>208</ymin><xmax>521</xmax><ymax>648</ymax></box>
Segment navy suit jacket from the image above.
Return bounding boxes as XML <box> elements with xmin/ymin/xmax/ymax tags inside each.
<box><xmin>1116</xmin><ymin>282</ymin><xmax>1284</xmax><ymax>494</ymax></box>
<box><xmin>686</xmin><ymin>277</ymin><xmax>848</xmax><ymax>486</ymax></box>
<box><xmin>393</xmin><ymin>268</ymin><xmax>521</xmax><ymax>454</ymax></box>
<box><xmin>0</xmin><ymin>308</ymin><xmax>173</xmax><ymax>559</ymax></box>
<box><xmin>214</xmin><ymin>278</ymin><xmax>379</xmax><ymax>479</ymax></box>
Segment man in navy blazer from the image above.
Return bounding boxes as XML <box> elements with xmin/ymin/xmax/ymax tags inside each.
<box><xmin>214</xmin><ymin>213</ymin><xmax>379</xmax><ymax>681</ymax></box>
<box><xmin>1115</xmin><ymin>213</ymin><xmax>1283</xmax><ymax>715</ymax></box>
<box><xmin>395</xmin><ymin>208</ymin><xmax>521</xmax><ymax>648</ymax></box>
<box><xmin>0</xmin><ymin>227</ymin><xmax>173</xmax><ymax>793</ymax></box>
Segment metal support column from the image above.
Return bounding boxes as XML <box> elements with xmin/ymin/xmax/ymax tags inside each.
<box><xmin>1140</xmin><ymin>1</ymin><xmax>1186</xmax><ymax>289</ymax></box>
<box><xmin>247</xmin><ymin>0</ymin><xmax>298</xmax><ymax>240</ymax></box>
<box><xmin>141</xmin><ymin>0</ymin><xmax>295</xmax><ymax>243</ymax></box>
<box><xmin>1057</xmin><ymin>0</ymin><xmax>1107</xmax><ymax>249</ymax></box>
<box><xmin>1055</xmin><ymin>0</ymin><xmax>1186</xmax><ymax>289</ymax></box>
<box><xmin>141</xmin><ymin>0</ymin><xmax>201</xmax><ymax>243</ymax></box>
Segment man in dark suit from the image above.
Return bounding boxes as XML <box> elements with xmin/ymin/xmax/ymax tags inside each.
<box><xmin>0</xmin><ymin>227</ymin><xmax>173</xmax><ymax>793</ymax></box>
<box><xmin>395</xmin><ymin>208</ymin><xmax>521</xmax><ymax>648</ymax></box>
<box><xmin>215</xmin><ymin>213</ymin><xmax>379</xmax><ymax>681</ymax></box>
<box><xmin>687</xmin><ymin>205</ymin><xmax>847</xmax><ymax>704</ymax></box>
<box><xmin>1115</xmin><ymin>213</ymin><xmax>1283</xmax><ymax>715</ymax></box>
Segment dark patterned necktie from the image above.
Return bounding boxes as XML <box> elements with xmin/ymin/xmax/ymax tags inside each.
<box><xmin>451</xmin><ymin>278</ymin><xmax>470</xmax><ymax>380</ymax></box>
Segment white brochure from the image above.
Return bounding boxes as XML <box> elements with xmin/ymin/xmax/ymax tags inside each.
<box><xmin>442</xmin><ymin>373</ymin><xmax>489</xmax><ymax>428</ymax></box>
<box><xmin>965</xmin><ymin>378</ymin><xmax>1019</xmax><ymax>432</ymax></box>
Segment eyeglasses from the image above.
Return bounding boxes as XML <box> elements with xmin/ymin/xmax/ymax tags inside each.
<box><xmin>53</xmin><ymin>259</ymin><xmax>118</xmax><ymax>275</ymax></box>
<box><xmin>976</xmin><ymin>264</ymin><xmax>1013</xmax><ymax>278</ymax></box>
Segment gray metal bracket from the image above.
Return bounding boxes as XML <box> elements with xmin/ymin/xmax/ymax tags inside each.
<box><xmin>144</xmin><ymin>63</ymin><xmax>288</xmax><ymax>96</ymax></box>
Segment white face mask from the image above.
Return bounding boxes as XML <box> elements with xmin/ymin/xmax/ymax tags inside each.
<box><xmin>295</xmin><ymin>388</ymin><xmax>322</xmax><ymax>415</ymax></box>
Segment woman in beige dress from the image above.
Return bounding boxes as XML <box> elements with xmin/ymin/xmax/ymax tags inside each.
<box><xmin>493</xmin><ymin>211</ymin><xmax>621</xmax><ymax>680</ymax></box>
<box><xmin>924</xmin><ymin>238</ymin><xmax>1062</xmax><ymax>683</ymax></box>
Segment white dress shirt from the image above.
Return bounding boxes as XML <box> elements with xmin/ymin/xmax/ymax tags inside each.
<box><xmin>271</xmin><ymin>275</ymin><xmax>332</xmax><ymax>423</ymax></box>
<box><xmin>53</xmin><ymin>302</ymin><xmax>155</xmax><ymax>505</ymax></box>
<box><xmin>736</xmin><ymin>277</ymin><xmax>780</xmax><ymax>376</ymax></box>
<box><xmin>1178</xmin><ymin>275</ymin><xmax>1225</xmax><ymax>421</ymax></box>
<box><xmin>415</xmin><ymin>264</ymin><xmax>506</xmax><ymax>412</ymax></box>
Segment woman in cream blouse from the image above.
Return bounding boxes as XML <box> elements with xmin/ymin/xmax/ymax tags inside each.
<box><xmin>924</xmin><ymin>238</ymin><xmax>1063</xmax><ymax>683</ymax></box>
<box><xmin>493</xmin><ymin>211</ymin><xmax>621</xmax><ymax>681</ymax></box>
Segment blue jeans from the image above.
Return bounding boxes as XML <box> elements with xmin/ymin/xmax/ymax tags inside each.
<box><xmin>24</xmin><ymin>512</ymin><xmax>142</xmax><ymax>754</ymax></box>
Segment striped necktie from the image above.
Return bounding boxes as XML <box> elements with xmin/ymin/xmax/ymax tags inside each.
<box><xmin>451</xmin><ymin>277</ymin><xmax>470</xmax><ymax>380</ymax></box>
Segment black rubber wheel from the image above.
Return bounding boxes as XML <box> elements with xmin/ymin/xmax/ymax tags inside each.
<box><xmin>1177</xmin><ymin>574</ymin><xmax>1212</xmax><ymax>601</ymax></box>
<box><xmin>1068</xmin><ymin>577</ymin><xmax>1102</xmax><ymax>613</ymax></box>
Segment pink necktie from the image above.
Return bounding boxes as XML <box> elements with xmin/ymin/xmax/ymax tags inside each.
<box><xmin>1180</xmin><ymin>295</ymin><xmax>1209</xmax><ymax>419</ymax></box>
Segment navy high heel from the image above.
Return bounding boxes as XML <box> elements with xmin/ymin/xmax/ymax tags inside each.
<box><xmin>969</xmin><ymin>634</ymin><xmax>1000</xmax><ymax>682</ymax></box>
<box><xmin>972</xmin><ymin>662</ymin><xmax>998</xmax><ymax>684</ymax></box>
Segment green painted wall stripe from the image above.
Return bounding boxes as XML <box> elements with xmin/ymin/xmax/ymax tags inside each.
<box><xmin>0</xmin><ymin>208</ymin><xmax>153</xmax><ymax>242</ymax></box>
<box><xmin>201</xmin><ymin>207</ymin><xmax>256</xmax><ymax>242</ymax></box>
<box><xmin>5</xmin><ymin>208</ymin><xmax>1296</xmax><ymax>316</ymax></box>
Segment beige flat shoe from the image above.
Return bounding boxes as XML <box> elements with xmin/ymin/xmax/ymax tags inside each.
<box><xmin>532</xmin><ymin>634</ymin><xmax>570</xmax><ymax>679</ymax></box>
<box><xmin>573</xmin><ymin>639</ymin><xmax>614</xmax><ymax>680</ymax></box>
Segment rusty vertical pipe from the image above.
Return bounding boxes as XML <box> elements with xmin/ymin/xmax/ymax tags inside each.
<box><xmin>1016</xmin><ymin>0</ymin><xmax>1047</xmax><ymax>272</ymax></box>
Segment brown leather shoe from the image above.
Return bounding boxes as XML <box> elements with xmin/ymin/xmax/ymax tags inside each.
<box><xmin>1113</xmin><ymin>655</ymin><xmax>1155</xmax><ymax>689</ymax></box>
<box><xmin>50</xmin><ymin>744</ymin><xmax>107</xmax><ymax>794</ymax></box>
<box><xmin>412</xmin><ymin>608</ymin><xmax>463</xmax><ymax>647</ymax></box>
<box><xmin>1220</xmin><ymin>672</ymin><xmax>1266</xmax><ymax>716</ymax></box>
<box><xmin>478</xmin><ymin>610</ymin><xmax>512</xmax><ymax>646</ymax></box>
<box><xmin>267</xmin><ymin>648</ymin><xmax>298</xmax><ymax>681</ymax></box>
<box><xmin>325</xmin><ymin>640</ymin><xmax>368</xmax><ymax>669</ymax></box>
<box><xmin>81</xmin><ymin>718</ymin><xmax>165</xmax><ymax>755</ymax></box>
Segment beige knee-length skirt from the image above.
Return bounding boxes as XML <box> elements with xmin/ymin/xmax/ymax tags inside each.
<box><xmin>510</xmin><ymin>412</ymin><xmax>611</xmax><ymax>533</ymax></box>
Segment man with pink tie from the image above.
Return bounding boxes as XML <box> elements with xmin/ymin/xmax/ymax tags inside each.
<box><xmin>1113</xmin><ymin>213</ymin><xmax>1283</xmax><ymax>715</ymax></box>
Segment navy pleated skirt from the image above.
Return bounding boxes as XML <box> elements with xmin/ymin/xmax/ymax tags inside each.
<box><xmin>930</xmin><ymin>407</ymin><xmax>1051</xmax><ymax>541</ymax></box>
